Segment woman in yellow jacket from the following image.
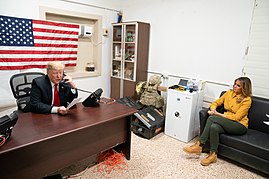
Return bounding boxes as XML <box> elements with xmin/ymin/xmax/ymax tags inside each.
<box><xmin>183</xmin><ymin>77</ymin><xmax>252</xmax><ymax>166</ymax></box>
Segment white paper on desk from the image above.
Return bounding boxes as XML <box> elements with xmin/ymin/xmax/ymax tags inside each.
<box><xmin>67</xmin><ymin>97</ymin><xmax>82</xmax><ymax>109</ymax></box>
<box><xmin>263</xmin><ymin>121</ymin><xmax>269</xmax><ymax>126</ymax></box>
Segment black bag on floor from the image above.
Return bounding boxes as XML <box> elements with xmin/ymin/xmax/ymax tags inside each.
<box><xmin>117</xmin><ymin>97</ymin><xmax>143</xmax><ymax>110</ymax></box>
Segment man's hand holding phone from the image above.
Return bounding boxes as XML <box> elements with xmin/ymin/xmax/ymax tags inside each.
<box><xmin>61</xmin><ymin>73</ymin><xmax>77</xmax><ymax>89</ymax></box>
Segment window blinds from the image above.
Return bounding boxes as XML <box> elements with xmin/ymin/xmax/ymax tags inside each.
<box><xmin>243</xmin><ymin>0</ymin><xmax>269</xmax><ymax>99</ymax></box>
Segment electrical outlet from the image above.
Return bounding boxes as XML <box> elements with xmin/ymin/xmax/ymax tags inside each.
<box><xmin>103</xmin><ymin>28</ymin><xmax>108</xmax><ymax>36</ymax></box>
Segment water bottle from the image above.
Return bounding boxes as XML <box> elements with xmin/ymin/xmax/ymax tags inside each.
<box><xmin>189</xmin><ymin>82</ymin><xmax>194</xmax><ymax>93</ymax></box>
<box><xmin>193</xmin><ymin>79</ymin><xmax>198</xmax><ymax>91</ymax></box>
<box><xmin>186</xmin><ymin>80</ymin><xmax>192</xmax><ymax>92</ymax></box>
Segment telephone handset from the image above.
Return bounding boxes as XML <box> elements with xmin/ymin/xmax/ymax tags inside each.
<box><xmin>60</xmin><ymin>72</ymin><xmax>67</xmax><ymax>83</ymax></box>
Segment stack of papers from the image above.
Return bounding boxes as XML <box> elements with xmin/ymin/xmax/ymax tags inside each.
<box><xmin>67</xmin><ymin>98</ymin><xmax>82</xmax><ymax>109</ymax></box>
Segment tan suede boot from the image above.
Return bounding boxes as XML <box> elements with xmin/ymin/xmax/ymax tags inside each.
<box><xmin>200</xmin><ymin>152</ymin><xmax>217</xmax><ymax>166</ymax></box>
<box><xmin>183</xmin><ymin>141</ymin><xmax>202</xmax><ymax>154</ymax></box>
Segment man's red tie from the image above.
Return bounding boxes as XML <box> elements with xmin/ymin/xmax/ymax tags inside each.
<box><xmin>53</xmin><ymin>84</ymin><xmax>60</xmax><ymax>106</ymax></box>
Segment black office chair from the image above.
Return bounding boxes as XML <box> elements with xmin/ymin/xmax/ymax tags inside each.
<box><xmin>9</xmin><ymin>72</ymin><xmax>45</xmax><ymax>112</ymax></box>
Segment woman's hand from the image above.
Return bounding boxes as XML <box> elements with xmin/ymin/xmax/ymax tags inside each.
<box><xmin>208</xmin><ymin>109</ymin><xmax>217</xmax><ymax>115</ymax></box>
<box><xmin>208</xmin><ymin>109</ymin><xmax>226</xmax><ymax>118</ymax></box>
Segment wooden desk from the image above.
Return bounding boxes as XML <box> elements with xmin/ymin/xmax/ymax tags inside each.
<box><xmin>0</xmin><ymin>102</ymin><xmax>136</xmax><ymax>179</ymax></box>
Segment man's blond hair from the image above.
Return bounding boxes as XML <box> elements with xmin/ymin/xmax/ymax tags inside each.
<box><xmin>47</xmin><ymin>61</ymin><xmax>65</xmax><ymax>73</ymax></box>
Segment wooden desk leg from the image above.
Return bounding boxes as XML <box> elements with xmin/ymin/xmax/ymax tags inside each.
<box><xmin>114</xmin><ymin>115</ymin><xmax>132</xmax><ymax>160</ymax></box>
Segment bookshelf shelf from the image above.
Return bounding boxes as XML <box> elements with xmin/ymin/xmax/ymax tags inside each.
<box><xmin>111</xmin><ymin>22</ymin><xmax>150</xmax><ymax>99</ymax></box>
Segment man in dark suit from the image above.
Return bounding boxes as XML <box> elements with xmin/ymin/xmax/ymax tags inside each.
<box><xmin>29</xmin><ymin>61</ymin><xmax>78</xmax><ymax>115</ymax></box>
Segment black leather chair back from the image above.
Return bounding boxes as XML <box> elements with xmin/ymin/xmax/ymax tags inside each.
<box><xmin>248</xmin><ymin>96</ymin><xmax>269</xmax><ymax>134</ymax></box>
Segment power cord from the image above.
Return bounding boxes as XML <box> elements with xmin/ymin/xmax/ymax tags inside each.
<box><xmin>99</xmin><ymin>98</ymin><xmax>116</xmax><ymax>105</ymax></box>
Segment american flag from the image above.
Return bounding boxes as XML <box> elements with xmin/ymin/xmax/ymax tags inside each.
<box><xmin>0</xmin><ymin>15</ymin><xmax>79</xmax><ymax>70</ymax></box>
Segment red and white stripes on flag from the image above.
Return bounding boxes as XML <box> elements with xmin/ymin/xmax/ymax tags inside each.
<box><xmin>0</xmin><ymin>15</ymin><xmax>79</xmax><ymax>70</ymax></box>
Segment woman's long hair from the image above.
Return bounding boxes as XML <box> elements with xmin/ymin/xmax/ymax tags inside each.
<box><xmin>234</xmin><ymin>77</ymin><xmax>252</xmax><ymax>103</ymax></box>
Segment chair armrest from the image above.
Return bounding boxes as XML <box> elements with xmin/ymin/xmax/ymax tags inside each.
<box><xmin>17</xmin><ymin>97</ymin><xmax>30</xmax><ymax>112</ymax></box>
<box><xmin>199</xmin><ymin>107</ymin><xmax>209</xmax><ymax>135</ymax></box>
